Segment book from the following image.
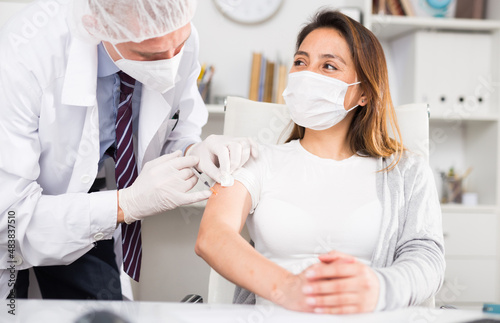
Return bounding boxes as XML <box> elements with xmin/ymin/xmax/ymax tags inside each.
<box><xmin>400</xmin><ymin>0</ymin><xmax>415</xmax><ymax>16</ymax></box>
<box><xmin>249</xmin><ymin>53</ymin><xmax>288</xmax><ymax>103</ymax></box>
<box><xmin>373</xmin><ymin>0</ymin><xmax>386</xmax><ymax>14</ymax></box>
<box><xmin>258</xmin><ymin>55</ymin><xmax>267</xmax><ymax>102</ymax></box>
<box><xmin>197</xmin><ymin>63</ymin><xmax>206</xmax><ymax>86</ymax></box>
<box><xmin>197</xmin><ymin>65</ymin><xmax>214</xmax><ymax>103</ymax></box>
<box><xmin>387</xmin><ymin>0</ymin><xmax>405</xmax><ymax>16</ymax></box>
<box><xmin>263</xmin><ymin>61</ymin><xmax>275</xmax><ymax>103</ymax></box>
<box><xmin>275</xmin><ymin>63</ymin><xmax>287</xmax><ymax>104</ymax></box>
<box><xmin>201</xmin><ymin>66</ymin><xmax>214</xmax><ymax>102</ymax></box>
<box><xmin>379</xmin><ymin>0</ymin><xmax>386</xmax><ymax>14</ymax></box>
<box><xmin>249</xmin><ymin>52</ymin><xmax>262</xmax><ymax>101</ymax></box>
<box><xmin>455</xmin><ymin>0</ymin><xmax>485</xmax><ymax>19</ymax></box>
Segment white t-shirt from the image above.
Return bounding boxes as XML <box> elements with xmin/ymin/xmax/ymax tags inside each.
<box><xmin>234</xmin><ymin>140</ymin><xmax>382</xmax><ymax>303</ymax></box>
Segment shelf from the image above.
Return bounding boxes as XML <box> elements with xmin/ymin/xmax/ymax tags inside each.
<box><xmin>371</xmin><ymin>15</ymin><xmax>500</xmax><ymax>40</ymax></box>
<box><xmin>207</xmin><ymin>104</ymin><xmax>225</xmax><ymax>114</ymax></box>
<box><xmin>440</xmin><ymin>204</ymin><xmax>498</xmax><ymax>214</ymax></box>
<box><xmin>430</xmin><ymin>115</ymin><xmax>499</xmax><ymax>122</ymax></box>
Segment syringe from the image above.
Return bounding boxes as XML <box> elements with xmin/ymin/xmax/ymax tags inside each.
<box><xmin>192</xmin><ymin>167</ymin><xmax>217</xmax><ymax>195</ymax></box>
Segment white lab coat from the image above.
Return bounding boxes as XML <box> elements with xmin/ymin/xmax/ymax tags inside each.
<box><xmin>0</xmin><ymin>1</ymin><xmax>207</xmax><ymax>299</ymax></box>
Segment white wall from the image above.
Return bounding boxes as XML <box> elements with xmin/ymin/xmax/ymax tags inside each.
<box><xmin>192</xmin><ymin>0</ymin><xmax>365</xmax><ymax>103</ymax></box>
<box><xmin>486</xmin><ymin>0</ymin><xmax>500</xmax><ymax>20</ymax></box>
<box><xmin>134</xmin><ymin>113</ymin><xmax>225</xmax><ymax>303</ymax></box>
<box><xmin>0</xmin><ymin>0</ymin><xmax>32</xmax><ymax>27</ymax></box>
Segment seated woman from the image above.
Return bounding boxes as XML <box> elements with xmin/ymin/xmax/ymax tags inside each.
<box><xmin>195</xmin><ymin>10</ymin><xmax>444</xmax><ymax>314</ymax></box>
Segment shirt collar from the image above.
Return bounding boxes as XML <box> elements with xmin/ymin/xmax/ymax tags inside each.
<box><xmin>97</xmin><ymin>42</ymin><xmax>120</xmax><ymax>77</ymax></box>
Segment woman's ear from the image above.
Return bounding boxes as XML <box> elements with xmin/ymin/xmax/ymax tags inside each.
<box><xmin>357</xmin><ymin>94</ymin><xmax>368</xmax><ymax>107</ymax></box>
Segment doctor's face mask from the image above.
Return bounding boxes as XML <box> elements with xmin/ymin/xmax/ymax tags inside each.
<box><xmin>282</xmin><ymin>71</ymin><xmax>361</xmax><ymax>131</ymax></box>
<box><xmin>111</xmin><ymin>43</ymin><xmax>184</xmax><ymax>93</ymax></box>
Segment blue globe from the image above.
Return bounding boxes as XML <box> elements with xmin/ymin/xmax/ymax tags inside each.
<box><xmin>426</xmin><ymin>0</ymin><xmax>453</xmax><ymax>10</ymax></box>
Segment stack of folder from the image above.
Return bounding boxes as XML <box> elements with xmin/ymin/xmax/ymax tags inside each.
<box><xmin>249</xmin><ymin>52</ymin><xmax>288</xmax><ymax>104</ymax></box>
<box><xmin>198</xmin><ymin>64</ymin><xmax>214</xmax><ymax>103</ymax></box>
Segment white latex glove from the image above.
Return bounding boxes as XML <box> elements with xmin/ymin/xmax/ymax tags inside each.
<box><xmin>186</xmin><ymin>135</ymin><xmax>259</xmax><ymax>185</ymax></box>
<box><xmin>119</xmin><ymin>150</ymin><xmax>212</xmax><ymax>224</ymax></box>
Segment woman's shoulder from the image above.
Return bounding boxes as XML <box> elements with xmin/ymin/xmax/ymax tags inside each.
<box><xmin>236</xmin><ymin>140</ymin><xmax>300</xmax><ymax>183</ymax></box>
<box><xmin>240</xmin><ymin>140</ymin><xmax>300</xmax><ymax>172</ymax></box>
<box><xmin>257</xmin><ymin>140</ymin><xmax>301</xmax><ymax>159</ymax></box>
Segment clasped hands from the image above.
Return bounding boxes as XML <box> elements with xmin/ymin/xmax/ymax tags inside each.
<box><xmin>273</xmin><ymin>251</ymin><xmax>380</xmax><ymax>315</ymax></box>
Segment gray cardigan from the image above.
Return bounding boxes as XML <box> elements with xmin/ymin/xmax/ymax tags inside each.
<box><xmin>233</xmin><ymin>151</ymin><xmax>445</xmax><ymax>311</ymax></box>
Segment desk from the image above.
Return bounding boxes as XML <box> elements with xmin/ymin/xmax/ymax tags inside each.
<box><xmin>2</xmin><ymin>300</ymin><xmax>499</xmax><ymax>323</ymax></box>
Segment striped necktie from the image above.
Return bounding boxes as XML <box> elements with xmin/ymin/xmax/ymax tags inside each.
<box><xmin>115</xmin><ymin>71</ymin><xmax>142</xmax><ymax>281</ymax></box>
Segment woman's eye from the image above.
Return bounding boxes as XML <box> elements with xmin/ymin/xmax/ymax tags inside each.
<box><xmin>293</xmin><ymin>60</ymin><xmax>305</xmax><ymax>66</ymax></box>
<box><xmin>324</xmin><ymin>63</ymin><xmax>337</xmax><ymax>70</ymax></box>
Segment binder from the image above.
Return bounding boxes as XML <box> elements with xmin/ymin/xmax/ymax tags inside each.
<box><xmin>275</xmin><ymin>64</ymin><xmax>287</xmax><ymax>104</ymax></box>
<box><xmin>248</xmin><ymin>52</ymin><xmax>262</xmax><ymax>101</ymax></box>
<box><xmin>400</xmin><ymin>0</ymin><xmax>415</xmax><ymax>16</ymax></box>
<box><xmin>387</xmin><ymin>0</ymin><xmax>405</xmax><ymax>15</ymax></box>
<box><xmin>258</xmin><ymin>55</ymin><xmax>266</xmax><ymax>102</ymax></box>
<box><xmin>263</xmin><ymin>61</ymin><xmax>275</xmax><ymax>103</ymax></box>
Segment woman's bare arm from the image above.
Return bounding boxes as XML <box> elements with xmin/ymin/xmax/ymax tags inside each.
<box><xmin>195</xmin><ymin>182</ymin><xmax>310</xmax><ymax>310</ymax></box>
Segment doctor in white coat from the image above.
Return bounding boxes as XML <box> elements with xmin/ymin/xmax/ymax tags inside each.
<box><xmin>0</xmin><ymin>0</ymin><xmax>256</xmax><ymax>300</ymax></box>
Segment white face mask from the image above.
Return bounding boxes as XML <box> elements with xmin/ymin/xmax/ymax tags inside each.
<box><xmin>111</xmin><ymin>43</ymin><xmax>184</xmax><ymax>93</ymax></box>
<box><xmin>282</xmin><ymin>71</ymin><xmax>361</xmax><ymax>130</ymax></box>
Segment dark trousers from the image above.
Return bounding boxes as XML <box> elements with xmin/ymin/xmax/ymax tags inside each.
<box><xmin>14</xmin><ymin>239</ymin><xmax>122</xmax><ymax>300</ymax></box>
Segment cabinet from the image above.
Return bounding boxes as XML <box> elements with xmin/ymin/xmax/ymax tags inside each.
<box><xmin>438</xmin><ymin>211</ymin><xmax>499</xmax><ymax>306</ymax></box>
<box><xmin>362</xmin><ymin>9</ymin><xmax>500</xmax><ymax>206</ymax></box>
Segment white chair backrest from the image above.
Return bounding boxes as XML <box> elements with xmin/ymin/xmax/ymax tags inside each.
<box><xmin>223</xmin><ymin>96</ymin><xmax>292</xmax><ymax>145</ymax></box>
<box><xmin>208</xmin><ymin>96</ymin><xmax>430</xmax><ymax>304</ymax></box>
<box><xmin>390</xmin><ymin>102</ymin><xmax>430</xmax><ymax>162</ymax></box>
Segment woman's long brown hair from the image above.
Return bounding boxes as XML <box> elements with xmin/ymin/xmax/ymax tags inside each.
<box><xmin>286</xmin><ymin>10</ymin><xmax>403</xmax><ymax>171</ymax></box>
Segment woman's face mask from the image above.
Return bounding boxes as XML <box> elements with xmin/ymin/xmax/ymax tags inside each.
<box><xmin>282</xmin><ymin>71</ymin><xmax>361</xmax><ymax>130</ymax></box>
<box><xmin>111</xmin><ymin>43</ymin><xmax>184</xmax><ymax>93</ymax></box>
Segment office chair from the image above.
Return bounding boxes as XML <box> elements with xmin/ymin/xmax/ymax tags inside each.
<box><xmin>205</xmin><ymin>96</ymin><xmax>431</xmax><ymax>305</ymax></box>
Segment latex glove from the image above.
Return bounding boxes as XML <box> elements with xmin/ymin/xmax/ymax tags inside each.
<box><xmin>119</xmin><ymin>150</ymin><xmax>212</xmax><ymax>224</ymax></box>
<box><xmin>186</xmin><ymin>135</ymin><xmax>259</xmax><ymax>185</ymax></box>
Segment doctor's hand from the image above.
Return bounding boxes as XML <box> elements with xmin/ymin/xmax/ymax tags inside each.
<box><xmin>301</xmin><ymin>251</ymin><xmax>380</xmax><ymax>314</ymax></box>
<box><xmin>118</xmin><ymin>151</ymin><xmax>212</xmax><ymax>224</ymax></box>
<box><xmin>186</xmin><ymin>135</ymin><xmax>259</xmax><ymax>185</ymax></box>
